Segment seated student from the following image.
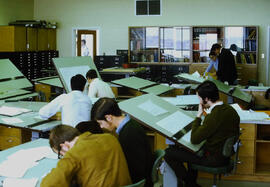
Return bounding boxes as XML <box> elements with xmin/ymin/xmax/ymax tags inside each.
<box><xmin>164</xmin><ymin>81</ymin><xmax>240</xmax><ymax>187</ymax></box>
<box><xmin>76</xmin><ymin>120</ymin><xmax>103</xmax><ymax>134</ymax></box>
<box><xmin>39</xmin><ymin>74</ymin><xmax>92</xmax><ymax>127</ymax></box>
<box><xmin>41</xmin><ymin>125</ymin><xmax>131</xmax><ymax>187</ymax></box>
<box><xmin>86</xmin><ymin>69</ymin><xmax>115</xmax><ymax>98</ymax></box>
<box><xmin>91</xmin><ymin>98</ymin><xmax>153</xmax><ymax>186</ymax></box>
<box><xmin>203</xmin><ymin>50</ymin><xmax>218</xmax><ymax>77</ymax></box>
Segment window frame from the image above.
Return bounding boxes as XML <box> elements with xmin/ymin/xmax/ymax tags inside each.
<box><xmin>135</xmin><ymin>0</ymin><xmax>162</xmax><ymax>16</ymax></box>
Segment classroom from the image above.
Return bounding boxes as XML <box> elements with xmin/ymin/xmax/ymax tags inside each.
<box><xmin>1</xmin><ymin>0</ymin><xmax>270</xmax><ymax>186</ymax></box>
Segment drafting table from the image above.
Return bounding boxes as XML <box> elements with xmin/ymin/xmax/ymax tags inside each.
<box><xmin>175</xmin><ymin>72</ymin><xmax>252</xmax><ymax>103</ymax></box>
<box><xmin>0</xmin><ymin>138</ymin><xmax>58</xmax><ymax>187</ymax></box>
<box><xmin>0</xmin><ymin>101</ymin><xmax>61</xmax><ymax>132</ymax></box>
<box><xmin>119</xmin><ymin>94</ymin><xmax>204</xmax><ymax>152</ymax></box>
<box><xmin>112</xmin><ymin>76</ymin><xmax>174</xmax><ymax>96</ymax></box>
<box><xmin>100</xmin><ymin>67</ymin><xmax>146</xmax><ymax>78</ymax></box>
<box><xmin>0</xmin><ymin>59</ymin><xmax>38</xmax><ymax>101</ymax></box>
<box><xmin>53</xmin><ymin>56</ymin><xmax>100</xmax><ymax>93</ymax></box>
<box><xmin>175</xmin><ymin>73</ymin><xmax>205</xmax><ymax>84</ymax></box>
<box><xmin>35</xmin><ymin>76</ymin><xmax>63</xmax><ymax>88</ymax></box>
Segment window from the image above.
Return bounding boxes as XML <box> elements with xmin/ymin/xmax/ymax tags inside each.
<box><xmin>225</xmin><ymin>27</ymin><xmax>244</xmax><ymax>49</ymax></box>
<box><xmin>136</xmin><ymin>0</ymin><xmax>161</xmax><ymax>16</ymax></box>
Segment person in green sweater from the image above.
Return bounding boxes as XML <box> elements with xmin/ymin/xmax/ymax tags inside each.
<box><xmin>91</xmin><ymin>98</ymin><xmax>153</xmax><ymax>186</ymax></box>
<box><xmin>165</xmin><ymin>80</ymin><xmax>240</xmax><ymax>187</ymax></box>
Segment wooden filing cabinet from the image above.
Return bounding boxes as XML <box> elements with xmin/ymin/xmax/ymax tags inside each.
<box><xmin>0</xmin><ymin>26</ymin><xmax>27</xmax><ymax>52</ymax></box>
<box><xmin>35</xmin><ymin>83</ymin><xmax>52</xmax><ymax>102</ymax></box>
<box><xmin>0</xmin><ymin>126</ymin><xmax>31</xmax><ymax>150</ymax></box>
<box><xmin>237</xmin><ymin>123</ymin><xmax>256</xmax><ymax>175</ymax></box>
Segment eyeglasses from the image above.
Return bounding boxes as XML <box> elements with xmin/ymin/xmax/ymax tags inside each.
<box><xmin>57</xmin><ymin>145</ymin><xmax>63</xmax><ymax>159</ymax></box>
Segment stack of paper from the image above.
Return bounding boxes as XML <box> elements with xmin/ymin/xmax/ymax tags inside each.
<box><xmin>138</xmin><ymin>100</ymin><xmax>168</xmax><ymax>116</ymax></box>
<box><xmin>162</xmin><ymin>95</ymin><xmax>199</xmax><ymax>106</ymax></box>
<box><xmin>0</xmin><ymin>106</ymin><xmax>31</xmax><ymax>116</ymax></box>
<box><xmin>231</xmin><ymin>104</ymin><xmax>269</xmax><ymax>121</ymax></box>
<box><xmin>0</xmin><ymin>146</ymin><xmax>57</xmax><ymax>178</ymax></box>
<box><xmin>3</xmin><ymin>178</ymin><xmax>38</xmax><ymax>187</ymax></box>
<box><xmin>176</xmin><ymin>72</ymin><xmax>205</xmax><ymax>83</ymax></box>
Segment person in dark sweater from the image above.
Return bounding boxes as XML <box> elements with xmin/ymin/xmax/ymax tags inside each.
<box><xmin>211</xmin><ymin>43</ymin><xmax>238</xmax><ymax>85</ymax></box>
<box><xmin>91</xmin><ymin>98</ymin><xmax>153</xmax><ymax>186</ymax></box>
<box><xmin>165</xmin><ymin>80</ymin><xmax>240</xmax><ymax>187</ymax></box>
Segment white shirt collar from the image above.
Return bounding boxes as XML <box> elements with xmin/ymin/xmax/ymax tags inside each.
<box><xmin>207</xmin><ymin>101</ymin><xmax>223</xmax><ymax>113</ymax></box>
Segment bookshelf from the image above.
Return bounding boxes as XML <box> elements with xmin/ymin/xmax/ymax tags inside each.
<box><xmin>129</xmin><ymin>26</ymin><xmax>258</xmax><ymax>85</ymax></box>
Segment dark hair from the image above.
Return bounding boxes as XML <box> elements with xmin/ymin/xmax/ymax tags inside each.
<box><xmin>86</xmin><ymin>69</ymin><xmax>98</xmax><ymax>79</ymax></box>
<box><xmin>70</xmin><ymin>74</ymin><xmax>86</xmax><ymax>91</ymax></box>
<box><xmin>81</xmin><ymin>39</ymin><xmax>86</xmax><ymax>44</ymax></box>
<box><xmin>76</xmin><ymin>121</ymin><xmax>103</xmax><ymax>134</ymax></box>
<box><xmin>91</xmin><ymin>98</ymin><xmax>122</xmax><ymax>121</ymax></box>
<box><xmin>49</xmin><ymin>125</ymin><xmax>81</xmax><ymax>151</ymax></box>
<box><xmin>196</xmin><ymin>80</ymin><xmax>219</xmax><ymax>102</ymax></box>
<box><xmin>211</xmin><ymin>43</ymin><xmax>221</xmax><ymax>51</ymax></box>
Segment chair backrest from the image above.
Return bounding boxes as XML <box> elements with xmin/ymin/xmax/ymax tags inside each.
<box><xmin>121</xmin><ymin>179</ymin><xmax>146</xmax><ymax>187</ymax></box>
<box><xmin>222</xmin><ymin>135</ymin><xmax>240</xmax><ymax>173</ymax></box>
<box><xmin>222</xmin><ymin>136</ymin><xmax>237</xmax><ymax>157</ymax></box>
<box><xmin>152</xmin><ymin>149</ymin><xmax>165</xmax><ymax>183</ymax></box>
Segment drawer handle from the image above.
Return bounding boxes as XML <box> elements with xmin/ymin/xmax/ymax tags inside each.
<box><xmin>237</xmin><ymin>160</ymin><xmax>242</xmax><ymax>164</ymax></box>
<box><xmin>6</xmin><ymin>139</ymin><xmax>13</xmax><ymax>143</ymax></box>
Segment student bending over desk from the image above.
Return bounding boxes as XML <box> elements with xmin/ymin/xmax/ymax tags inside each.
<box><xmin>41</xmin><ymin>125</ymin><xmax>131</xmax><ymax>187</ymax></box>
<box><xmin>165</xmin><ymin>81</ymin><xmax>240</xmax><ymax>187</ymax></box>
<box><xmin>39</xmin><ymin>74</ymin><xmax>92</xmax><ymax>127</ymax></box>
<box><xmin>91</xmin><ymin>98</ymin><xmax>153</xmax><ymax>186</ymax></box>
<box><xmin>86</xmin><ymin>69</ymin><xmax>115</xmax><ymax>98</ymax></box>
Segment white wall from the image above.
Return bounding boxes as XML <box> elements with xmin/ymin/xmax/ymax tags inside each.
<box><xmin>0</xmin><ymin>0</ymin><xmax>34</xmax><ymax>25</ymax></box>
<box><xmin>34</xmin><ymin>0</ymin><xmax>270</xmax><ymax>84</ymax></box>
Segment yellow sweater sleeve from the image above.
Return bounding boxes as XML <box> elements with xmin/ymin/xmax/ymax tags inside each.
<box><xmin>41</xmin><ymin>156</ymin><xmax>78</xmax><ymax>187</ymax></box>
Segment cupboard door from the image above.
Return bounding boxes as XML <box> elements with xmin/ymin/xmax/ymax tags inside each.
<box><xmin>37</xmin><ymin>28</ymin><xmax>48</xmax><ymax>51</ymax></box>
<box><xmin>0</xmin><ymin>26</ymin><xmax>26</xmax><ymax>52</ymax></box>
<box><xmin>26</xmin><ymin>27</ymin><xmax>37</xmax><ymax>51</ymax></box>
<box><xmin>48</xmin><ymin>29</ymin><xmax>56</xmax><ymax>50</ymax></box>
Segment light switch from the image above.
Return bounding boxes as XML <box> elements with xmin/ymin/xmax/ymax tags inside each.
<box><xmin>261</xmin><ymin>53</ymin><xmax>265</xmax><ymax>59</ymax></box>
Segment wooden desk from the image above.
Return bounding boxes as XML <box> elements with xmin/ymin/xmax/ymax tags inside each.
<box><xmin>0</xmin><ymin>101</ymin><xmax>61</xmax><ymax>150</ymax></box>
<box><xmin>34</xmin><ymin>77</ymin><xmax>63</xmax><ymax>102</ymax></box>
<box><xmin>199</xmin><ymin>112</ymin><xmax>270</xmax><ymax>182</ymax></box>
<box><xmin>0</xmin><ymin>138</ymin><xmax>58</xmax><ymax>186</ymax></box>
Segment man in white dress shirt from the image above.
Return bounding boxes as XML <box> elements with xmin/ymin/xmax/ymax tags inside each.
<box><xmin>86</xmin><ymin>69</ymin><xmax>115</xmax><ymax>98</ymax></box>
<box><xmin>39</xmin><ymin>74</ymin><xmax>92</xmax><ymax>127</ymax></box>
<box><xmin>81</xmin><ymin>39</ymin><xmax>89</xmax><ymax>56</ymax></box>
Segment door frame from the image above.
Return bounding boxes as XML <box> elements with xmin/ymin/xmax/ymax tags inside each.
<box><xmin>72</xmin><ymin>27</ymin><xmax>101</xmax><ymax>57</ymax></box>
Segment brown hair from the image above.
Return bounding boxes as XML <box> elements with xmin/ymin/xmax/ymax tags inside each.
<box><xmin>49</xmin><ymin>125</ymin><xmax>81</xmax><ymax>151</ymax></box>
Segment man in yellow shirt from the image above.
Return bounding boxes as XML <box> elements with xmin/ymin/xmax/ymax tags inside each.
<box><xmin>41</xmin><ymin>125</ymin><xmax>131</xmax><ymax>187</ymax></box>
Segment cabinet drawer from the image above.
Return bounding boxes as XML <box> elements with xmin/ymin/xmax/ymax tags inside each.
<box><xmin>236</xmin><ymin>156</ymin><xmax>254</xmax><ymax>175</ymax></box>
<box><xmin>0</xmin><ymin>136</ymin><xmax>21</xmax><ymax>150</ymax></box>
<box><xmin>240</xmin><ymin>124</ymin><xmax>255</xmax><ymax>140</ymax></box>
<box><xmin>239</xmin><ymin>140</ymin><xmax>255</xmax><ymax>157</ymax></box>
<box><xmin>0</xmin><ymin>126</ymin><xmax>21</xmax><ymax>137</ymax></box>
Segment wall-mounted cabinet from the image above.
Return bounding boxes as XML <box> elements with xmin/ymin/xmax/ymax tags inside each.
<box><xmin>129</xmin><ymin>26</ymin><xmax>258</xmax><ymax>85</ymax></box>
<box><xmin>38</xmin><ymin>28</ymin><xmax>57</xmax><ymax>51</ymax></box>
<box><xmin>0</xmin><ymin>26</ymin><xmax>26</xmax><ymax>52</ymax></box>
<box><xmin>0</xmin><ymin>26</ymin><xmax>56</xmax><ymax>52</ymax></box>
